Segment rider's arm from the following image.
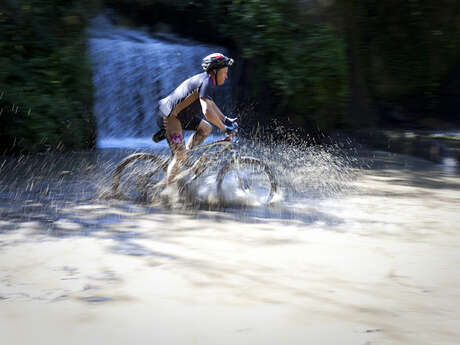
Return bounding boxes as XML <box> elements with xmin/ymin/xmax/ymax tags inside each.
<box><xmin>209</xmin><ymin>100</ymin><xmax>226</xmax><ymax>122</ymax></box>
<box><xmin>200</xmin><ymin>97</ymin><xmax>226</xmax><ymax>131</ymax></box>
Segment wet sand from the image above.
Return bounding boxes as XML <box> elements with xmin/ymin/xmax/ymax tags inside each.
<box><xmin>1</xmin><ymin>150</ymin><xmax>460</xmax><ymax>345</ymax></box>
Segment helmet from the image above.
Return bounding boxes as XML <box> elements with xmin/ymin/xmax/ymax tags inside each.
<box><xmin>202</xmin><ymin>53</ymin><xmax>234</xmax><ymax>72</ymax></box>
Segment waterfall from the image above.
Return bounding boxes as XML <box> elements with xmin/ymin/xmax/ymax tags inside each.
<box><xmin>87</xmin><ymin>15</ymin><xmax>231</xmax><ymax>148</ymax></box>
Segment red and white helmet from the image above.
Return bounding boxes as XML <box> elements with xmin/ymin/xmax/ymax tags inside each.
<box><xmin>202</xmin><ymin>53</ymin><xmax>234</xmax><ymax>71</ymax></box>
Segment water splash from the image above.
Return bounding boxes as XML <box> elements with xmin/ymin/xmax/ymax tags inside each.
<box><xmin>139</xmin><ymin>128</ymin><xmax>364</xmax><ymax>212</ymax></box>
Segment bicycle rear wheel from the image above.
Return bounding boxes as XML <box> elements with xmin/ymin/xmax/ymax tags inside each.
<box><xmin>216</xmin><ymin>157</ymin><xmax>277</xmax><ymax>205</ymax></box>
<box><xmin>112</xmin><ymin>153</ymin><xmax>167</xmax><ymax>201</ymax></box>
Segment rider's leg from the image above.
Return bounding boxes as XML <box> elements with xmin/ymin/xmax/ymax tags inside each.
<box><xmin>164</xmin><ymin>115</ymin><xmax>187</xmax><ymax>185</ymax></box>
<box><xmin>186</xmin><ymin>119</ymin><xmax>212</xmax><ymax>149</ymax></box>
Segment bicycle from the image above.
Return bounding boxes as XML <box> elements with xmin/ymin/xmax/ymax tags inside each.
<box><xmin>111</xmin><ymin>125</ymin><xmax>278</xmax><ymax>205</ymax></box>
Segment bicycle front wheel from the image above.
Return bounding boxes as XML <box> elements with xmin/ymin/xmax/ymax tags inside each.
<box><xmin>217</xmin><ymin>157</ymin><xmax>278</xmax><ymax>205</ymax></box>
<box><xmin>112</xmin><ymin>153</ymin><xmax>167</xmax><ymax>201</ymax></box>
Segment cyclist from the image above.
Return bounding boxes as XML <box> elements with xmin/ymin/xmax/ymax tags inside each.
<box><xmin>153</xmin><ymin>52</ymin><xmax>236</xmax><ymax>184</ymax></box>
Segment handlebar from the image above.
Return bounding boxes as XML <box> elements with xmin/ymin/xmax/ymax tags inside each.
<box><xmin>224</xmin><ymin>121</ymin><xmax>238</xmax><ymax>137</ymax></box>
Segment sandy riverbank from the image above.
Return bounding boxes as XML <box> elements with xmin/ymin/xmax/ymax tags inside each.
<box><xmin>1</xmin><ymin>149</ymin><xmax>460</xmax><ymax>345</ymax></box>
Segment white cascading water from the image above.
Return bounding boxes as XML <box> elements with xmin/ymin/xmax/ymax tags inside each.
<box><xmin>87</xmin><ymin>15</ymin><xmax>231</xmax><ymax>149</ymax></box>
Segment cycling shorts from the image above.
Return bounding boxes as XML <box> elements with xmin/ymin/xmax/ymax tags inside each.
<box><xmin>156</xmin><ymin>111</ymin><xmax>203</xmax><ymax>132</ymax></box>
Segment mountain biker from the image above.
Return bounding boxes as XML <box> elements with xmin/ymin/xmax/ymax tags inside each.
<box><xmin>153</xmin><ymin>52</ymin><xmax>236</xmax><ymax>184</ymax></box>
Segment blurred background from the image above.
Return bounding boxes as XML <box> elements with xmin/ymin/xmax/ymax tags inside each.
<box><xmin>1</xmin><ymin>0</ymin><xmax>459</xmax><ymax>160</ymax></box>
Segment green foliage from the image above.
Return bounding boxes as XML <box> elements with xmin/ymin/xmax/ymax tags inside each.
<box><xmin>361</xmin><ymin>1</ymin><xmax>460</xmax><ymax>100</ymax></box>
<box><xmin>2</xmin><ymin>0</ymin><xmax>459</xmax><ymax>152</ymax></box>
<box><xmin>335</xmin><ymin>0</ymin><xmax>460</xmax><ymax>121</ymax></box>
<box><xmin>223</xmin><ymin>0</ymin><xmax>349</xmax><ymax>128</ymax></box>
<box><xmin>0</xmin><ymin>0</ymin><xmax>98</xmax><ymax>152</ymax></box>
<box><xmin>222</xmin><ymin>0</ymin><xmax>460</xmax><ymax>127</ymax></box>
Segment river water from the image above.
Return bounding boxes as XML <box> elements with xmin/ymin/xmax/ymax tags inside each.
<box><xmin>1</xmin><ymin>141</ymin><xmax>459</xmax><ymax>345</ymax></box>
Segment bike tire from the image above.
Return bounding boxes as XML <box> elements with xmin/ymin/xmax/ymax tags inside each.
<box><xmin>112</xmin><ymin>153</ymin><xmax>167</xmax><ymax>200</ymax></box>
<box><xmin>216</xmin><ymin>156</ymin><xmax>278</xmax><ymax>205</ymax></box>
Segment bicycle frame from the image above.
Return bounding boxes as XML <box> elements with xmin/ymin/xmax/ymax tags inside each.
<box><xmin>184</xmin><ymin>136</ymin><xmax>238</xmax><ymax>179</ymax></box>
<box><xmin>190</xmin><ymin>136</ymin><xmax>233</xmax><ymax>152</ymax></box>
<box><xmin>113</xmin><ymin>132</ymin><xmax>277</xmax><ymax>203</ymax></box>
<box><xmin>149</xmin><ymin>135</ymin><xmax>238</xmax><ymax>183</ymax></box>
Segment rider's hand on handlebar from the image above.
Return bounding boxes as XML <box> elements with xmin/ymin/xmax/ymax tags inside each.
<box><xmin>224</xmin><ymin>116</ymin><xmax>237</xmax><ymax>127</ymax></box>
<box><xmin>223</xmin><ymin>116</ymin><xmax>238</xmax><ymax>136</ymax></box>
<box><xmin>224</xmin><ymin>124</ymin><xmax>236</xmax><ymax>136</ymax></box>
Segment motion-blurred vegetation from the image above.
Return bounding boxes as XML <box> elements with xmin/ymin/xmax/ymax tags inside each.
<box><xmin>0</xmin><ymin>0</ymin><xmax>98</xmax><ymax>152</ymax></box>
<box><xmin>1</xmin><ymin>0</ymin><xmax>460</xmax><ymax>152</ymax></box>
